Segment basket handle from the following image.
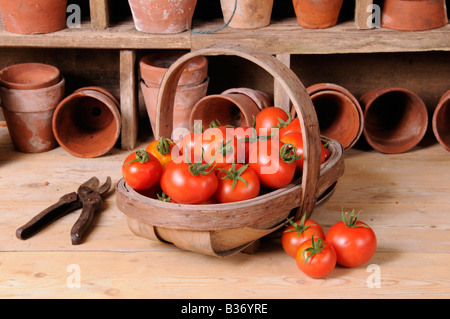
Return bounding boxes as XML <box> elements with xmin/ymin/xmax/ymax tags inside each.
<box><xmin>155</xmin><ymin>43</ymin><xmax>321</xmax><ymax>218</ymax></box>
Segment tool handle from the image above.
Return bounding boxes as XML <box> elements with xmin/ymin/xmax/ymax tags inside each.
<box><xmin>16</xmin><ymin>192</ymin><xmax>81</xmax><ymax>240</ymax></box>
<box><xmin>70</xmin><ymin>191</ymin><xmax>103</xmax><ymax>245</ymax></box>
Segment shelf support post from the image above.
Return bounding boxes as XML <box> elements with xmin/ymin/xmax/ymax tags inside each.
<box><xmin>120</xmin><ymin>49</ymin><xmax>138</xmax><ymax>150</ymax></box>
<box><xmin>274</xmin><ymin>53</ymin><xmax>291</xmax><ymax>113</ymax></box>
<box><xmin>90</xmin><ymin>0</ymin><xmax>110</xmax><ymax>30</ymax></box>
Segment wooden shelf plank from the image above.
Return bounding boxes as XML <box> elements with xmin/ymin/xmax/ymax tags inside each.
<box><xmin>0</xmin><ymin>18</ymin><xmax>448</xmax><ymax>53</ymax></box>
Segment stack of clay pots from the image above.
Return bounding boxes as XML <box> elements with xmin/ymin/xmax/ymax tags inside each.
<box><xmin>0</xmin><ymin>63</ymin><xmax>65</xmax><ymax>153</ymax></box>
<box><xmin>139</xmin><ymin>51</ymin><xmax>209</xmax><ymax>138</ymax></box>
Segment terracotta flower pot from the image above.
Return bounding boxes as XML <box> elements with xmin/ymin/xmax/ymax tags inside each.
<box><xmin>140</xmin><ymin>51</ymin><xmax>208</xmax><ymax>86</ymax></box>
<box><xmin>0</xmin><ymin>63</ymin><xmax>60</xmax><ymax>90</ymax></box>
<box><xmin>381</xmin><ymin>0</ymin><xmax>448</xmax><ymax>31</ymax></box>
<box><xmin>189</xmin><ymin>92</ymin><xmax>261</xmax><ymax>131</ymax></box>
<box><xmin>306</xmin><ymin>83</ymin><xmax>363</xmax><ymax>151</ymax></box>
<box><xmin>0</xmin><ymin>77</ymin><xmax>65</xmax><ymax>153</ymax></box>
<box><xmin>52</xmin><ymin>87</ymin><xmax>121</xmax><ymax>158</ymax></box>
<box><xmin>292</xmin><ymin>0</ymin><xmax>344</xmax><ymax>29</ymax></box>
<box><xmin>432</xmin><ymin>90</ymin><xmax>450</xmax><ymax>152</ymax></box>
<box><xmin>220</xmin><ymin>0</ymin><xmax>274</xmax><ymax>29</ymax></box>
<box><xmin>359</xmin><ymin>88</ymin><xmax>428</xmax><ymax>154</ymax></box>
<box><xmin>141</xmin><ymin>78</ymin><xmax>209</xmax><ymax>139</ymax></box>
<box><xmin>128</xmin><ymin>0</ymin><xmax>197</xmax><ymax>34</ymax></box>
<box><xmin>0</xmin><ymin>0</ymin><xmax>68</xmax><ymax>34</ymax></box>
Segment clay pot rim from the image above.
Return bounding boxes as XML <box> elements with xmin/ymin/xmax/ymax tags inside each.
<box><xmin>189</xmin><ymin>92</ymin><xmax>260</xmax><ymax>129</ymax></box>
<box><xmin>360</xmin><ymin>87</ymin><xmax>428</xmax><ymax>154</ymax></box>
<box><xmin>0</xmin><ymin>77</ymin><xmax>65</xmax><ymax>113</ymax></box>
<box><xmin>74</xmin><ymin>86</ymin><xmax>120</xmax><ymax>107</ymax></box>
<box><xmin>0</xmin><ymin>63</ymin><xmax>61</xmax><ymax>90</ymax></box>
<box><xmin>141</xmin><ymin>76</ymin><xmax>209</xmax><ymax>92</ymax></box>
<box><xmin>432</xmin><ymin>90</ymin><xmax>450</xmax><ymax>152</ymax></box>
<box><xmin>140</xmin><ymin>52</ymin><xmax>208</xmax><ymax>86</ymax></box>
<box><xmin>221</xmin><ymin>87</ymin><xmax>272</xmax><ymax>110</ymax></box>
<box><xmin>52</xmin><ymin>89</ymin><xmax>122</xmax><ymax>158</ymax></box>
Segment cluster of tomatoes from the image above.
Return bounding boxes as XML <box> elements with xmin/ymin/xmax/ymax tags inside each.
<box><xmin>121</xmin><ymin>106</ymin><xmax>331</xmax><ymax>205</ymax></box>
<box><xmin>282</xmin><ymin>209</ymin><xmax>377</xmax><ymax>278</ymax></box>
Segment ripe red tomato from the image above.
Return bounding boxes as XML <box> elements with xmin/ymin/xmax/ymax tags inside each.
<box><xmin>248</xmin><ymin>139</ymin><xmax>299</xmax><ymax>189</ymax></box>
<box><xmin>326</xmin><ymin>209</ymin><xmax>377</xmax><ymax>267</ymax></box>
<box><xmin>280</xmin><ymin>131</ymin><xmax>327</xmax><ymax>172</ymax></box>
<box><xmin>146</xmin><ymin>137</ymin><xmax>175</xmax><ymax>168</ymax></box>
<box><xmin>122</xmin><ymin>150</ymin><xmax>162</xmax><ymax>191</ymax></box>
<box><xmin>278</xmin><ymin>116</ymin><xmax>301</xmax><ymax>138</ymax></box>
<box><xmin>160</xmin><ymin>160</ymin><xmax>218</xmax><ymax>204</ymax></box>
<box><xmin>295</xmin><ymin>236</ymin><xmax>337</xmax><ymax>279</ymax></box>
<box><xmin>282</xmin><ymin>214</ymin><xmax>325</xmax><ymax>258</ymax></box>
<box><xmin>255</xmin><ymin>107</ymin><xmax>289</xmax><ymax>135</ymax></box>
<box><xmin>175</xmin><ymin>131</ymin><xmax>203</xmax><ymax>164</ymax></box>
<box><xmin>215</xmin><ymin>163</ymin><xmax>260</xmax><ymax>203</ymax></box>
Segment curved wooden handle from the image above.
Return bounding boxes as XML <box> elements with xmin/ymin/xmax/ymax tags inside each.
<box><xmin>155</xmin><ymin>43</ymin><xmax>321</xmax><ymax>218</ymax></box>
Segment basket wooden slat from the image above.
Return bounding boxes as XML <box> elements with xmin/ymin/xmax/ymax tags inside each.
<box><xmin>115</xmin><ymin>43</ymin><xmax>345</xmax><ymax>257</ymax></box>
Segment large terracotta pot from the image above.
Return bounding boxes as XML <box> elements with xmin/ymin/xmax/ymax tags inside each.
<box><xmin>432</xmin><ymin>90</ymin><xmax>450</xmax><ymax>152</ymax></box>
<box><xmin>0</xmin><ymin>63</ymin><xmax>60</xmax><ymax>90</ymax></box>
<box><xmin>0</xmin><ymin>78</ymin><xmax>65</xmax><ymax>153</ymax></box>
<box><xmin>381</xmin><ymin>0</ymin><xmax>448</xmax><ymax>31</ymax></box>
<box><xmin>292</xmin><ymin>0</ymin><xmax>344</xmax><ymax>29</ymax></box>
<box><xmin>220</xmin><ymin>0</ymin><xmax>274</xmax><ymax>29</ymax></box>
<box><xmin>0</xmin><ymin>0</ymin><xmax>68</xmax><ymax>34</ymax></box>
<box><xmin>128</xmin><ymin>0</ymin><xmax>197</xmax><ymax>34</ymax></box>
<box><xmin>52</xmin><ymin>87</ymin><xmax>121</xmax><ymax>158</ymax></box>
<box><xmin>359</xmin><ymin>88</ymin><xmax>428</xmax><ymax>154</ymax></box>
<box><xmin>306</xmin><ymin>83</ymin><xmax>363</xmax><ymax>151</ymax></box>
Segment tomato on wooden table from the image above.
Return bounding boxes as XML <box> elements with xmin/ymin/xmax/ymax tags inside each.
<box><xmin>326</xmin><ymin>209</ymin><xmax>377</xmax><ymax>268</ymax></box>
<box><xmin>282</xmin><ymin>214</ymin><xmax>325</xmax><ymax>258</ymax></box>
<box><xmin>296</xmin><ymin>236</ymin><xmax>337</xmax><ymax>279</ymax></box>
<box><xmin>160</xmin><ymin>160</ymin><xmax>218</xmax><ymax>204</ymax></box>
<box><xmin>122</xmin><ymin>150</ymin><xmax>162</xmax><ymax>192</ymax></box>
<box><xmin>215</xmin><ymin>163</ymin><xmax>260</xmax><ymax>203</ymax></box>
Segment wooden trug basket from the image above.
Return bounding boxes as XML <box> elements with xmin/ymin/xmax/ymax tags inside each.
<box><xmin>116</xmin><ymin>43</ymin><xmax>345</xmax><ymax>258</ymax></box>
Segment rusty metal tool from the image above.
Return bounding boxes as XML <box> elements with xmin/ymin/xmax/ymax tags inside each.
<box><xmin>16</xmin><ymin>176</ymin><xmax>111</xmax><ymax>245</ymax></box>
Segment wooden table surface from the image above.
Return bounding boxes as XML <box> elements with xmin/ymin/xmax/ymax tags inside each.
<box><xmin>1</xmin><ymin>126</ymin><xmax>449</xmax><ymax>300</ymax></box>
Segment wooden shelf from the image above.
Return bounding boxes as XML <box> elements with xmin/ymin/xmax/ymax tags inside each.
<box><xmin>0</xmin><ymin>18</ymin><xmax>448</xmax><ymax>53</ymax></box>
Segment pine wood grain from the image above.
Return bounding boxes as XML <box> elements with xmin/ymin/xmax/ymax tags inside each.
<box><xmin>1</xmin><ymin>125</ymin><xmax>449</xmax><ymax>298</ymax></box>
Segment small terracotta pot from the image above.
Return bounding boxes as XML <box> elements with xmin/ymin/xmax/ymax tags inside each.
<box><xmin>432</xmin><ymin>90</ymin><xmax>450</xmax><ymax>152</ymax></box>
<box><xmin>0</xmin><ymin>0</ymin><xmax>68</xmax><ymax>34</ymax></box>
<box><xmin>140</xmin><ymin>52</ymin><xmax>208</xmax><ymax>86</ymax></box>
<box><xmin>305</xmin><ymin>83</ymin><xmax>363</xmax><ymax>151</ymax></box>
<box><xmin>128</xmin><ymin>0</ymin><xmax>197</xmax><ymax>34</ymax></box>
<box><xmin>189</xmin><ymin>92</ymin><xmax>261</xmax><ymax>130</ymax></box>
<box><xmin>0</xmin><ymin>63</ymin><xmax>60</xmax><ymax>90</ymax></box>
<box><xmin>220</xmin><ymin>0</ymin><xmax>274</xmax><ymax>29</ymax></box>
<box><xmin>381</xmin><ymin>0</ymin><xmax>448</xmax><ymax>31</ymax></box>
<box><xmin>292</xmin><ymin>0</ymin><xmax>344</xmax><ymax>29</ymax></box>
<box><xmin>52</xmin><ymin>88</ymin><xmax>121</xmax><ymax>158</ymax></box>
<box><xmin>0</xmin><ymin>77</ymin><xmax>65</xmax><ymax>153</ymax></box>
<box><xmin>141</xmin><ymin>78</ymin><xmax>209</xmax><ymax>138</ymax></box>
<box><xmin>359</xmin><ymin>88</ymin><xmax>428</xmax><ymax>154</ymax></box>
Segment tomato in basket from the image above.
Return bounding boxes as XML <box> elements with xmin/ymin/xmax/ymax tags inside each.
<box><xmin>215</xmin><ymin>163</ymin><xmax>260</xmax><ymax>203</ymax></box>
<box><xmin>122</xmin><ymin>150</ymin><xmax>162</xmax><ymax>192</ymax></box>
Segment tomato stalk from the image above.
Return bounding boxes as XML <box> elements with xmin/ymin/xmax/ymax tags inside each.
<box><xmin>275</xmin><ymin>112</ymin><xmax>293</xmax><ymax>129</ymax></box>
<box><xmin>342</xmin><ymin>208</ymin><xmax>369</xmax><ymax>228</ymax></box>
<box><xmin>217</xmin><ymin>162</ymin><xmax>249</xmax><ymax>189</ymax></box>
<box><xmin>123</xmin><ymin>149</ymin><xmax>151</xmax><ymax>166</ymax></box>
<box><xmin>183</xmin><ymin>146</ymin><xmax>216</xmax><ymax>177</ymax></box>
<box><xmin>284</xmin><ymin>214</ymin><xmax>317</xmax><ymax>236</ymax></box>
<box><xmin>303</xmin><ymin>236</ymin><xmax>325</xmax><ymax>264</ymax></box>
<box><xmin>280</xmin><ymin>143</ymin><xmax>301</xmax><ymax>164</ymax></box>
<box><xmin>157</xmin><ymin>192</ymin><xmax>171</xmax><ymax>202</ymax></box>
<box><xmin>156</xmin><ymin>137</ymin><xmax>173</xmax><ymax>156</ymax></box>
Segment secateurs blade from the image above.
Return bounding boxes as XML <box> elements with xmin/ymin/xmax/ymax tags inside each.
<box><xmin>16</xmin><ymin>176</ymin><xmax>112</xmax><ymax>245</ymax></box>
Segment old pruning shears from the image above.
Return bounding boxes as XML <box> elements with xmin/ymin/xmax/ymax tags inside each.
<box><xmin>16</xmin><ymin>176</ymin><xmax>111</xmax><ymax>245</ymax></box>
